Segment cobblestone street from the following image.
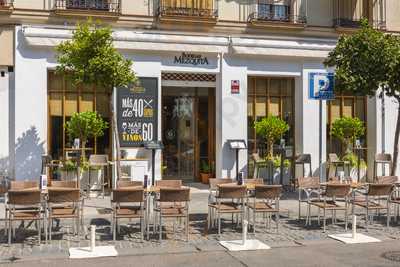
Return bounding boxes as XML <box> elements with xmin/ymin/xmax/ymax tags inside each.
<box><xmin>0</xmin><ymin>185</ymin><xmax>399</xmax><ymax>263</ymax></box>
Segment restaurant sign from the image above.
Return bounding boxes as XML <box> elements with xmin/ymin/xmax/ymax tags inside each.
<box><xmin>173</xmin><ymin>52</ymin><xmax>209</xmax><ymax>66</ymax></box>
<box><xmin>117</xmin><ymin>77</ymin><xmax>158</xmax><ymax>147</ymax></box>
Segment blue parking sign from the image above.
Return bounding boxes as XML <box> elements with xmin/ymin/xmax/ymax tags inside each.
<box><xmin>309</xmin><ymin>72</ymin><xmax>335</xmax><ymax>100</ymax></box>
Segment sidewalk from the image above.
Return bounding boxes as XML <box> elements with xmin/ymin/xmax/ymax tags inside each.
<box><xmin>0</xmin><ymin>184</ymin><xmax>399</xmax><ymax>263</ymax></box>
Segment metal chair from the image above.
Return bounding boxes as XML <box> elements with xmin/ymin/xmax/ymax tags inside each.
<box><xmin>10</xmin><ymin>181</ymin><xmax>38</xmax><ymax>190</ymax></box>
<box><xmin>328</xmin><ymin>153</ymin><xmax>350</xmax><ymax>178</ymax></box>
<box><xmin>376</xmin><ymin>176</ymin><xmax>398</xmax><ymax>184</ymax></box>
<box><xmin>252</xmin><ymin>153</ymin><xmax>267</xmax><ymax>179</ymax></box>
<box><xmin>7</xmin><ymin>189</ymin><xmax>43</xmax><ymax>245</ymax></box>
<box><xmin>88</xmin><ymin>154</ymin><xmax>109</xmax><ymax>198</ymax></box>
<box><xmin>247</xmin><ymin>185</ymin><xmax>282</xmax><ymax>233</ymax></box>
<box><xmin>309</xmin><ymin>184</ymin><xmax>351</xmax><ymax>232</ymax></box>
<box><xmin>353</xmin><ymin>183</ymin><xmax>394</xmax><ymax>230</ymax></box>
<box><xmin>374</xmin><ymin>154</ymin><xmax>392</xmax><ymax>182</ymax></box>
<box><xmin>50</xmin><ymin>180</ymin><xmax>77</xmax><ymax>188</ymax></box>
<box><xmin>207</xmin><ymin>178</ymin><xmax>234</xmax><ymax>228</ymax></box>
<box><xmin>47</xmin><ymin>188</ymin><xmax>81</xmax><ymax>240</ymax></box>
<box><xmin>117</xmin><ymin>180</ymin><xmax>143</xmax><ymax>188</ymax></box>
<box><xmin>208</xmin><ymin>184</ymin><xmax>246</xmax><ymax>237</ymax></box>
<box><xmin>155</xmin><ymin>180</ymin><xmax>182</xmax><ymax>188</ymax></box>
<box><xmin>111</xmin><ymin>187</ymin><xmax>145</xmax><ymax>241</ymax></box>
<box><xmin>154</xmin><ymin>187</ymin><xmax>190</xmax><ymax>242</ymax></box>
<box><xmin>295</xmin><ymin>154</ymin><xmax>312</xmax><ymax>178</ymax></box>
<box><xmin>297</xmin><ymin>177</ymin><xmax>321</xmax><ymax>222</ymax></box>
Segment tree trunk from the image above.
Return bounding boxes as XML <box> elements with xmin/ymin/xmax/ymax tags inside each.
<box><xmin>391</xmin><ymin>102</ymin><xmax>400</xmax><ymax>176</ymax></box>
<box><xmin>268</xmin><ymin>139</ymin><xmax>274</xmax><ymax>158</ymax></box>
<box><xmin>81</xmin><ymin>139</ymin><xmax>87</xmax><ymax>160</ymax></box>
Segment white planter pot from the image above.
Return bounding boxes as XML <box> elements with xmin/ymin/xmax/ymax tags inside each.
<box><xmin>80</xmin><ymin>169</ymin><xmax>102</xmax><ymax>191</ymax></box>
<box><xmin>60</xmin><ymin>170</ymin><xmax>78</xmax><ymax>181</ymax></box>
<box><xmin>258</xmin><ymin>164</ymin><xmax>291</xmax><ymax>185</ymax></box>
<box><xmin>272</xmin><ymin>167</ymin><xmax>291</xmax><ymax>185</ymax></box>
<box><xmin>350</xmin><ymin>167</ymin><xmax>367</xmax><ymax>182</ymax></box>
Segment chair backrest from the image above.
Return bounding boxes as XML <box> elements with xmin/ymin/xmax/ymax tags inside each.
<box><xmin>112</xmin><ymin>188</ymin><xmax>144</xmax><ymax>203</ymax></box>
<box><xmin>376</xmin><ymin>176</ymin><xmax>398</xmax><ymax>184</ymax></box>
<box><xmin>217</xmin><ymin>185</ymin><xmax>246</xmax><ymax>199</ymax></box>
<box><xmin>156</xmin><ymin>180</ymin><xmax>182</xmax><ymax>188</ymax></box>
<box><xmin>89</xmin><ymin>154</ymin><xmax>108</xmax><ymax>166</ymax></box>
<box><xmin>244</xmin><ymin>179</ymin><xmax>264</xmax><ymax>185</ymax></box>
<box><xmin>51</xmin><ymin>180</ymin><xmax>77</xmax><ymax>188</ymax></box>
<box><xmin>48</xmin><ymin>189</ymin><xmax>80</xmax><ymax>203</ymax></box>
<box><xmin>8</xmin><ymin>190</ymin><xmax>41</xmax><ymax>205</ymax></box>
<box><xmin>10</xmin><ymin>181</ymin><xmax>39</xmax><ymax>190</ymax></box>
<box><xmin>375</xmin><ymin>153</ymin><xmax>392</xmax><ymax>162</ymax></box>
<box><xmin>255</xmin><ymin>185</ymin><xmax>282</xmax><ymax>199</ymax></box>
<box><xmin>295</xmin><ymin>154</ymin><xmax>311</xmax><ymax>164</ymax></box>
<box><xmin>328</xmin><ymin>153</ymin><xmax>340</xmax><ymax>163</ymax></box>
<box><xmin>159</xmin><ymin>187</ymin><xmax>190</xmax><ymax>202</ymax></box>
<box><xmin>368</xmin><ymin>183</ymin><xmax>393</xmax><ymax>196</ymax></box>
<box><xmin>209</xmin><ymin>178</ymin><xmax>234</xmax><ymax>190</ymax></box>
<box><xmin>297</xmin><ymin>177</ymin><xmax>320</xmax><ymax>189</ymax></box>
<box><xmin>325</xmin><ymin>184</ymin><xmax>351</xmax><ymax>198</ymax></box>
<box><xmin>117</xmin><ymin>180</ymin><xmax>143</xmax><ymax>188</ymax></box>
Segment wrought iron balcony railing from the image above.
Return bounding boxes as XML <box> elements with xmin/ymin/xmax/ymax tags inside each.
<box><xmin>333</xmin><ymin>0</ymin><xmax>386</xmax><ymax>30</ymax></box>
<box><xmin>0</xmin><ymin>0</ymin><xmax>13</xmax><ymax>9</ymax></box>
<box><xmin>54</xmin><ymin>0</ymin><xmax>120</xmax><ymax>14</ymax></box>
<box><xmin>248</xmin><ymin>1</ymin><xmax>307</xmax><ymax>26</ymax></box>
<box><xmin>158</xmin><ymin>1</ymin><xmax>218</xmax><ymax>21</ymax></box>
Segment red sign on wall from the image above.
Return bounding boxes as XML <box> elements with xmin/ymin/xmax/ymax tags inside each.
<box><xmin>231</xmin><ymin>80</ymin><xmax>240</xmax><ymax>94</ymax></box>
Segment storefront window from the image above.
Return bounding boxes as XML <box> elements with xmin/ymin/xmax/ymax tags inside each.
<box><xmin>47</xmin><ymin>71</ymin><xmax>112</xmax><ymax>160</ymax></box>
<box><xmin>247</xmin><ymin>77</ymin><xmax>295</xmax><ymax>175</ymax></box>
<box><xmin>327</xmin><ymin>94</ymin><xmax>367</xmax><ymax>157</ymax></box>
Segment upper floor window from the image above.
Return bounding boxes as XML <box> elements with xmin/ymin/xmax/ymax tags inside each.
<box><xmin>158</xmin><ymin>0</ymin><xmax>218</xmax><ymax>20</ymax></box>
<box><xmin>54</xmin><ymin>0</ymin><xmax>120</xmax><ymax>14</ymax></box>
<box><xmin>248</xmin><ymin>0</ymin><xmax>307</xmax><ymax>25</ymax></box>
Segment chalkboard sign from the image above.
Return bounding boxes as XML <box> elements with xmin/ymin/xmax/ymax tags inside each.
<box><xmin>116</xmin><ymin>77</ymin><xmax>158</xmax><ymax>147</ymax></box>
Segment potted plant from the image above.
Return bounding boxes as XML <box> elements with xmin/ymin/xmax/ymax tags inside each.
<box><xmin>199</xmin><ymin>160</ymin><xmax>211</xmax><ymax>184</ymax></box>
<box><xmin>59</xmin><ymin>160</ymin><xmax>78</xmax><ymax>181</ymax></box>
<box><xmin>65</xmin><ymin>111</ymin><xmax>108</xmax><ymax>190</ymax></box>
<box><xmin>331</xmin><ymin>116</ymin><xmax>366</xmax><ymax>181</ymax></box>
<box><xmin>254</xmin><ymin>115</ymin><xmax>290</xmax><ymax>184</ymax></box>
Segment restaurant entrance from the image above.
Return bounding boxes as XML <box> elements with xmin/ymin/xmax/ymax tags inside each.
<box><xmin>162</xmin><ymin>86</ymin><xmax>215</xmax><ymax>181</ymax></box>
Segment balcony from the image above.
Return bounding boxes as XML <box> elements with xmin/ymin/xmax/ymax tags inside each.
<box><xmin>333</xmin><ymin>0</ymin><xmax>386</xmax><ymax>31</ymax></box>
<box><xmin>248</xmin><ymin>0</ymin><xmax>307</xmax><ymax>29</ymax></box>
<box><xmin>0</xmin><ymin>0</ymin><xmax>13</xmax><ymax>12</ymax></box>
<box><xmin>54</xmin><ymin>0</ymin><xmax>120</xmax><ymax>17</ymax></box>
<box><xmin>158</xmin><ymin>0</ymin><xmax>218</xmax><ymax>24</ymax></box>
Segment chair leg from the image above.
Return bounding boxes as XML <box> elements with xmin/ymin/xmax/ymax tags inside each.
<box><xmin>113</xmin><ymin>216</ymin><xmax>116</xmax><ymax>241</ymax></box>
<box><xmin>253</xmin><ymin>209</ymin><xmax>256</xmax><ymax>234</ymax></box>
<box><xmin>159</xmin><ymin>212</ymin><xmax>162</xmax><ymax>242</ymax></box>
<box><xmin>387</xmin><ymin>205</ymin><xmax>390</xmax><ymax>227</ymax></box>
<box><xmin>8</xmin><ymin>219</ymin><xmax>11</xmax><ymax>246</ymax></box>
<box><xmin>141</xmin><ymin>217</ymin><xmax>144</xmax><ymax>242</ymax></box>
<box><xmin>276</xmin><ymin>212</ymin><xmax>279</xmax><ymax>233</ymax></box>
<box><xmin>49</xmin><ymin>217</ymin><xmax>52</xmax><ymax>241</ymax></box>
<box><xmin>323</xmin><ymin>208</ymin><xmax>326</xmax><ymax>232</ymax></box>
<box><xmin>345</xmin><ymin>206</ymin><xmax>348</xmax><ymax>231</ymax></box>
<box><xmin>366</xmin><ymin>208</ymin><xmax>369</xmax><ymax>232</ymax></box>
<box><xmin>218</xmin><ymin>211</ymin><xmax>221</xmax><ymax>238</ymax></box>
<box><xmin>186</xmin><ymin>213</ymin><xmax>189</xmax><ymax>242</ymax></box>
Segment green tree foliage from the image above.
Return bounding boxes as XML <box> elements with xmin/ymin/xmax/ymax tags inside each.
<box><xmin>55</xmin><ymin>19</ymin><xmax>136</xmax><ymax>88</ymax></box>
<box><xmin>325</xmin><ymin>19</ymin><xmax>400</xmax><ymax>175</ymax></box>
<box><xmin>254</xmin><ymin>116</ymin><xmax>289</xmax><ymax>158</ymax></box>
<box><xmin>65</xmin><ymin>111</ymin><xmax>108</xmax><ymax>159</ymax></box>
<box><xmin>331</xmin><ymin>117</ymin><xmax>365</xmax><ymax>154</ymax></box>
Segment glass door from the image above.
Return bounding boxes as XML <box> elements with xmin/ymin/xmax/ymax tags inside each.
<box><xmin>163</xmin><ymin>88</ymin><xmax>196</xmax><ymax>180</ymax></box>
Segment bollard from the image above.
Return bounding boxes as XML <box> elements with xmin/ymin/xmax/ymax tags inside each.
<box><xmin>90</xmin><ymin>225</ymin><xmax>96</xmax><ymax>252</ymax></box>
<box><xmin>352</xmin><ymin>215</ymin><xmax>356</xmax><ymax>239</ymax></box>
<box><xmin>242</xmin><ymin>220</ymin><xmax>248</xmax><ymax>245</ymax></box>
